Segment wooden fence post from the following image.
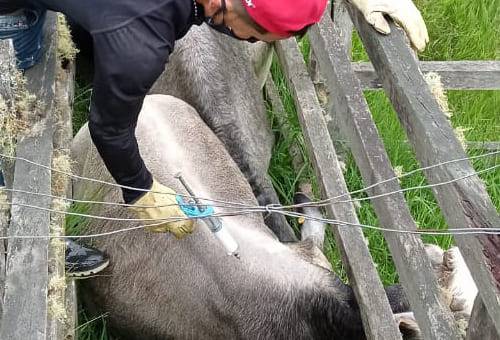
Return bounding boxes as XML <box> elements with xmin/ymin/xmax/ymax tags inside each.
<box><xmin>0</xmin><ymin>38</ymin><xmax>17</xmax><ymax>318</ymax></box>
<box><xmin>345</xmin><ymin>3</ymin><xmax>500</xmax><ymax>336</ymax></box>
<box><xmin>307</xmin><ymin>12</ymin><xmax>460</xmax><ymax>340</ymax></box>
<box><xmin>0</xmin><ymin>39</ymin><xmax>17</xmax><ymax>191</ymax></box>
<box><xmin>275</xmin><ymin>37</ymin><xmax>404</xmax><ymax>340</ymax></box>
<box><xmin>352</xmin><ymin>61</ymin><xmax>500</xmax><ymax>90</ymax></box>
<box><xmin>0</xmin><ymin>12</ymin><xmax>58</xmax><ymax>340</ymax></box>
<box><xmin>466</xmin><ymin>295</ymin><xmax>500</xmax><ymax>340</ymax></box>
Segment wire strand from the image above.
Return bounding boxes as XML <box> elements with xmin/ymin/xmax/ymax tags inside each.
<box><xmin>281</xmin><ymin>151</ymin><xmax>500</xmax><ymax>209</ymax></box>
<box><xmin>0</xmin><ymin>152</ymin><xmax>497</xmax><ymax>239</ymax></box>
<box><xmin>0</xmin><ymin>153</ymin><xmax>259</xmax><ymax>209</ymax></box>
<box><xmin>0</xmin><ymin>186</ymin><xmax>261</xmax><ymax>211</ymax></box>
<box><xmin>0</xmin><ymin>210</ymin><xmax>261</xmax><ymax>240</ymax></box>
<box><xmin>0</xmin><ymin>201</ymin><xmax>268</xmax><ymax>223</ymax></box>
<box><xmin>0</xmin><ymin>150</ymin><xmax>497</xmax><ymax>212</ymax></box>
<box><xmin>1</xmin><ymin>163</ymin><xmax>495</xmax><ymax>224</ymax></box>
<box><xmin>2</xmin><ymin>205</ymin><xmax>498</xmax><ymax>240</ymax></box>
<box><xmin>300</xmin><ymin>164</ymin><xmax>500</xmax><ymax>208</ymax></box>
<box><xmin>275</xmin><ymin>209</ymin><xmax>500</xmax><ymax>236</ymax></box>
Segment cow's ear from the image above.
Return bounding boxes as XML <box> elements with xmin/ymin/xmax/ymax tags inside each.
<box><xmin>287</xmin><ymin>238</ymin><xmax>333</xmax><ymax>272</ymax></box>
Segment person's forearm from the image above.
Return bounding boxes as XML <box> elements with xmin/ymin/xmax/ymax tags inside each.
<box><xmin>87</xmin><ymin>14</ymin><xmax>172</xmax><ymax>203</ymax></box>
<box><xmin>88</xmin><ymin>118</ymin><xmax>153</xmax><ymax>203</ymax></box>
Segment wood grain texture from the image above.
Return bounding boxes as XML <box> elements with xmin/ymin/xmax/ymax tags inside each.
<box><xmin>309</xmin><ymin>1</ymin><xmax>353</xmax><ymax>145</ymax></box>
<box><xmin>64</xmin><ymin>281</ymin><xmax>77</xmax><ymax>340</ymax></box>
<box><xmin>466</xmin><ymin>141</ymin><xmax>500</xmax><ymax>152</ymax></box>
<box><xmin>353</xmin><ymin>61</ymin><xmax>500</xmax><ymax>90</ymax></box>
<box><xmin>0</xmin><ymin>39</ymin><xmax>17</xmax><ymax>318</ymax></box>
<box><xmin>308</xmin><ymin>12</ymin><xmax>460</xmax><ymax>340</ymax></box>
<box><xmin>466</xmin><ymin>295</ymin><xmax>500</xmax><ymax>340</ymax></box>
<box><xmin>332</xmin><ymin>0</ymin><xmax>353</xmax><ymax>54</ymax></box>
<box><xmin>46</xmin><ymin>58</ymin><xmax>75</xmax><ymax>339</ymax></box>
<box><xmin>346</xmin><ymin>3</ymin><xmax>500</xmax><ymax>337</ymax></box>
<box><xmin>0</xmin><ymin>13</ymin><xmax>57</xmax><ymax>340</ymax></box>
<box><xmin>0</xmin><ymin>39</ymin><xmax>18</xmax><ymax>190</ymax></box>
<box><xmin>0</xmin><ymin>39</ymin><xmax>16</xmax><ymax>105</ymax></box>
<box><xmin>275</xmin><ymin>38</ymin><xmax>403</xmax><ymax>340</ymax></box>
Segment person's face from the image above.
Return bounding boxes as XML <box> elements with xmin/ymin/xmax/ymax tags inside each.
<box><xmin>202</xmin><ymin>0</ymin><xmax>287</xmax><ymax>43</ymax></box>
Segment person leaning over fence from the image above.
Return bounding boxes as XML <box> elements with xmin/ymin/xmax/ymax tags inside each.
<box><xmin>0</xmin><ymin>0</ymin><xmax>428</xmax><ymax>276</ymax></box>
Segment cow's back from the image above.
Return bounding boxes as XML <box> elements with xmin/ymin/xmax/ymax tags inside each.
<box><xmin>71</xmin><ymin>95</ymin><xmax>310</xmax><ymax>339</ymax></box>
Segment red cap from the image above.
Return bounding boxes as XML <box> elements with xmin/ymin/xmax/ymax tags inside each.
<box><xmin>241</xmin><ymin>0</ymin><xmax>328</xmax><ymax>37</ymax></box>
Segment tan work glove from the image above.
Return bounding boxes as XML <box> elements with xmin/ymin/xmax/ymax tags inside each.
<box><xmin>349</xmin><ymin>0</ymin><xmax>429</xmax><ymax>52</ymax></box>
<box><xmin>129</xmin><ymin>179</ymin><xmax>194</xmax><ymax>238</ymax></box>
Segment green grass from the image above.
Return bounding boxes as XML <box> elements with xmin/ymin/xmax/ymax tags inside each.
<box><xmin>65</xmin><ymin>196</ymin><xmax>111</xmax><ymax>337</ymax></box>
<box><xmin>269</xmin><ymin>0</ymin><xmax>499</xmax><ymax>284</ymax></box>
<box><xmin>72</xmin><ymin>80</ymin><xmax>92</xmax><ymax>136</ymax></box>
<box><xmin>65</xmin><ymin>201</ymin><xmax>91</xmax><ymax>236</ymax></box>
<box><xmin>74</xmin><ymin>310</ymin><xmax>110</xmax><ymax>340</ymax></box>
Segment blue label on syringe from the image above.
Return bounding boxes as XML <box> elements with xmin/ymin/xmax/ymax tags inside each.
<box><xmin>176</xmin><ymin>195</ymin><xmax>215</xmax><ymax>218</ymax></box>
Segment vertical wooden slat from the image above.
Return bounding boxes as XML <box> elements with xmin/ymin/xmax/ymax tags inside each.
<box><xmin>309</xmin><ymin>1</ymin><xmax>353</xmax><ymax>144</ymax></box>
<box><xmin>0</xmin><ymin>12</ymin><xmax>58</xmax><ymax>340</ymax></box>
<box><xmin>0</xmin><ymin>39</ymin><xmax>17</xmax><ymax>190</ymax></box>
<box><xmin>0</xmin><ymin>39</ymin><xmax>17</xmax><ymax>318</ymax></box>
<box><xmin>332</xmin><ymin>0</ymin><xmax>353</xmax><ymax>54</ymax></box>
<box><xmin>275</xmin><ymin>38</ymin><xmax>403</xmax><ymax>340</ymax></box>
<box><xmin>64</xmin><ymin>282</ymin><xmax>77</xmax><ymax>340</ymax></box>
<box><xmin>308</xmin><ymin>13</ymin><xmax>460</xmax><ymax>340</ymax></box>
<box><xmin>467</xmin><ymin>295</ymin><xmax>500</xmax><ymax>340</ymax></box>
<box><xmin>46</xmin><ymin>56</ymin><xmax>75</xmax><ymax>338</ymax></box>
<box><xmin>346</xmin><ymin>3</ymin><xmax>500</xmax><ymax>336</ymax></box>
<box><xmin>0</xmin><ymin>39</ymin><xmax>16</xmax><ymax>105</ymax></box>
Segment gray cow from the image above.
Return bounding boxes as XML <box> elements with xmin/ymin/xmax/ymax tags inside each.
<box><xmin>148</xmin><ymin>25</ymin><xmax>295</xmax><ymax>242</ymax></box>
<box><xmin>70</xmin><ymin>22</ymin><xmax>289</xmax><ymax>241</ymax></box>
<box><xmin>72</xmin><ymin>94</ymin><xmax>412</xmax><ymax>340</ymax></box>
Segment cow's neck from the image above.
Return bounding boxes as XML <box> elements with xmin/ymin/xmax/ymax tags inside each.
<box><xmin>225</xmin><ymin>266</ymin><xmax>366</xmax><ymax>339</ymax></box>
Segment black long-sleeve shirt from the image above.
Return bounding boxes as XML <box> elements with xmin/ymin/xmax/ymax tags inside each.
<box><xmin>2</xmin><ymin>0</ymin><xmax>204</xmax><ymax>203</ymax></box>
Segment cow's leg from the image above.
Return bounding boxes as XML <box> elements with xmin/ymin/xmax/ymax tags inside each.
<box><xmin>295</xmin><ymin>192</ymin><xmax>326</xmax><ymax>249</ymax></box>
<box><xmin>207</xmin><ymin>113</ymin><xmax>298</xmax><ymax>242</ymax></box>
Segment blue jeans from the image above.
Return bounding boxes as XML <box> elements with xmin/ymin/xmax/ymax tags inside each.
<box><xmin>0</xmin><ymin>8</ymin><xmax>46</xmax><ymax>70</ymax></box>
<box><xmin>0</xmin><ymin>8</ymin><xmax>46</xmax><ymax>186</ymax></box>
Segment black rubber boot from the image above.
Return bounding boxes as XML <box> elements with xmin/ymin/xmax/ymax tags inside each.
<box><xmin>65</xmin><ymin>240</ymin><xmax>110</xmax><ymax>278</ymax></box>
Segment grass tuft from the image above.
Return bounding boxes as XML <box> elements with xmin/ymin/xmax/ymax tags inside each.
<box><xmin>57</xmin><ymin>14</ymin><xmax>79</xmax><ymax>63</ymax></box>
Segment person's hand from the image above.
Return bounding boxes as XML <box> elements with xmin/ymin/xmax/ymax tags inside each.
<box><xmin>349</xmin><ymin>0</ymin><xmax>429</xmax><ymax>51</ymax></box>
<box><xmin>129</xmin><ymin>179</ymin><xmax>194</xmax><ymax>238</ymax></box>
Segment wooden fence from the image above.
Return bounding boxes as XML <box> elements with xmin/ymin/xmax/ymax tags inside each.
<box><xmin>0</xmin><ymin>2</ymin><xmax>498</xmax><ymax>339</ymax></box>
<box><xmin>267</xmin><ymin>1</ymin><xmax>499</xmax><ymax>339</ymax></box>
<box><xmin>0</xmin><ymin>12</ymin><xmax>76</xmax><ymax>340</ymax></box>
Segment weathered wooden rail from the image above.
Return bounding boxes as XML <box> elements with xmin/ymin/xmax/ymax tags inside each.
<box><xmin>353</xmin><ymin>60</ymin><xmax>500</xmax><ymax>90</ymax></box>
<box><xmin>346</xmin><ymin>0</ymin><xmax>500</xmax><ymax>332</ymax></box>
<box><xmin>268</xmin><ymin>1</ymin><xmax>499</xmax><ymax>339</ymax></box>
<box><xmin>0</xmin><ymin>12</ymin><xmax>76</xmax><ymax>340</ymax></box>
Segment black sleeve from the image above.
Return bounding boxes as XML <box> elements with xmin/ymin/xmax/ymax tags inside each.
<box><xmin>89</xmin><ymin>23</ymin><xmax>171</xmax><ymax>203</ymax></box>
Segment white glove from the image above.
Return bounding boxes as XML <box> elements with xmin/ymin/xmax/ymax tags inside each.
<box><xmin>349</xmin><ymin>0</ymin><xmax>429</xmax><ymax>52</ymax></box>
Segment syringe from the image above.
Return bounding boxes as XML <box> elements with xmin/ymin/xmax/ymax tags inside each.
<box><xmin>175</xmin><ymin>174</ymin><xmax>240</xmax><ymax>259</ymax></box>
